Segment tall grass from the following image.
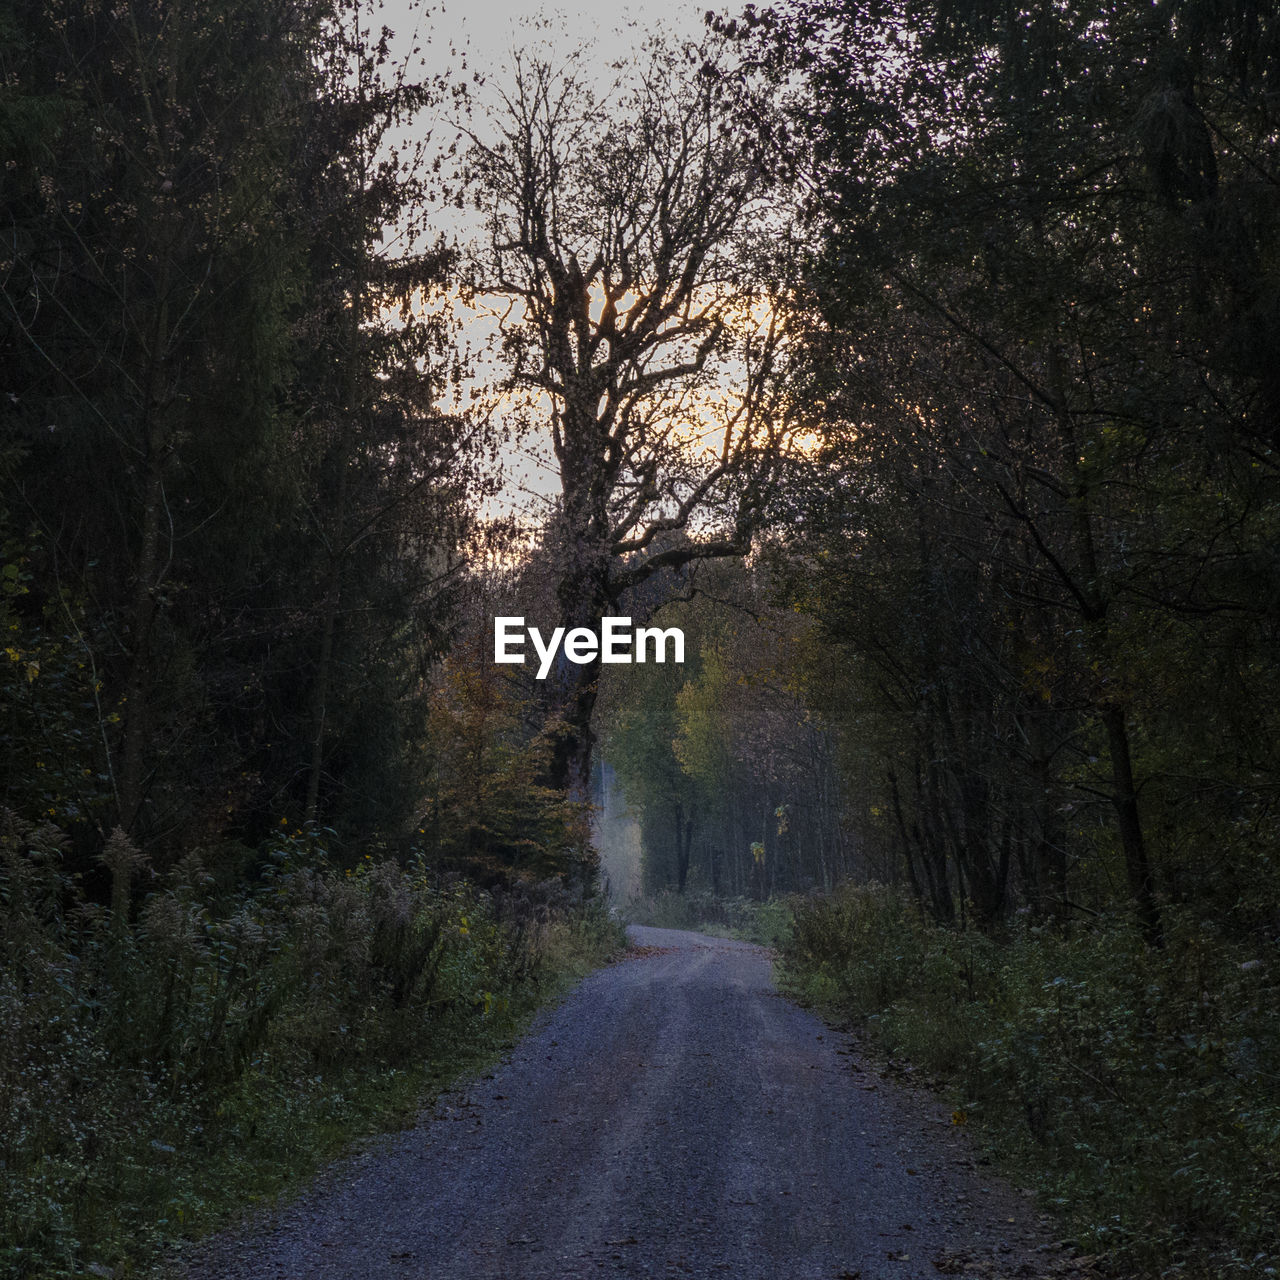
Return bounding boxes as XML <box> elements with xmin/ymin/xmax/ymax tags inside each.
<box><xmin>0</xmin><ymin>811</ymin><xmax>623</xmax><ymax>1279</ymax></box>
<box><xmin>781</xmin><ymin>882</ymin><xmax>1280</xmax><ymax>1279</ymax></box>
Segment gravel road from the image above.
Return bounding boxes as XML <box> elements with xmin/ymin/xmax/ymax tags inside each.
<box><xmin>174</xmin><ymin>926</ymin><xmax>1071</xmax><ymax>1280</ymax></box>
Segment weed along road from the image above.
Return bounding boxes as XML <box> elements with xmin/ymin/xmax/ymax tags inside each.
<box><xmin>177</xmin><ymin>927</ymin><xmax>1068</xmax><ymax>1280</ymax></box>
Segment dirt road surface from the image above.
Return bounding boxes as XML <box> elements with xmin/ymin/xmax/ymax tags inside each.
<box><xmin>175</xmin><ymin>926</ymin><xmax>1068</xmax><ymax>1280</ymax></box>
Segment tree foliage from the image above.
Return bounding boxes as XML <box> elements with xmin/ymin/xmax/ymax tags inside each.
<box><xmin>1</xmin><ymin>0</ymin><xmax>472</xmax><ymax>862</ymax></box>
<box><xmin>599</xmin><ymin>565</ymin><xmax>855</xmax><ymax>898</ymax></box>
<box><xmin>725</xmin><ymin>0</ymin><xmax>1280</xmax><ymax>943</ymax></box>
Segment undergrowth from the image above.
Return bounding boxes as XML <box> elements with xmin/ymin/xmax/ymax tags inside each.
<box><xmin>780</xmin><ymin>882</ymin><xmax>1280</xmax><ymax>1280</ymax></box>
<box><xmin>0</xmin><ymin>811</ymin><xmax>624</xmax><ymax>1279</ymax></box>
<box><xmin>624</xmin><ymin>889</ymin><xmax>793</xmax><ymax>948</ymax></box>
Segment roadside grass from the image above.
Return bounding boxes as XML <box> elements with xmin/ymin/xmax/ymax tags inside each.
<box><xmin>154</xmin><ymin>949</ymin><xmax>606</xmax><ymax>1276</ymax></box>
<box><xmin>146</xmin><ymin>1007</ymin><xmax>535</xmax><ymax>1275</ymax></box>
<box><xmin>623</xmin><ymin>889</ymin><xmax>794</xmax><ymax>948</ymax></box>
<box><xmin>779</xmin><ymin>882</ymin><xmax>1280</xmax><ymax>1280</ymax></box>
<box><xmin>0</xmin><ymin>813</ymin><xmax>625</xmax><ymax>1280</ymax></box>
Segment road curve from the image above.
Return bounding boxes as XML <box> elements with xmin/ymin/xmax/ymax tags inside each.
<box><xmin>175</xmin><ymin>926</ymin><xmax>1061</xmax><ymax>1280</ymax></box>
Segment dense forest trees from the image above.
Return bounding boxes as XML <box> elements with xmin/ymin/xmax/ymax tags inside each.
<box><xmin>600</xmin><ymin>564</ymin><xmax>855</xmax><ymax>897</ymax></box>
<box><xmin>1</xmin><ymin>18</ymin><xmax>622</xmax><ymax>1275</ymax></box>
<box><xmin>1</xmin><ymin>0</ymin><xmax>472</xmax><ymax>866</ymax></box>
<box><xmin>3</xmin><ymin>0</ymin><xmax>1280</xmax><ymax>1274</ymax></box>
<box><xmin>700</xmin><ymin>0</ymin><xmax>1280</xmax><ymax>944</ymax></box>
<box><xmin>8</xmin><ymin>0</ymin><xmax>1274</xmax><ymax>946</ymax></box>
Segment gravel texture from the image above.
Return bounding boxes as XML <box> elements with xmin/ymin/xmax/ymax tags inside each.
<box><xmin>170</xmin><ymin>925</ymin><xmax>1076</xmax><ymax>1280</ymax></box>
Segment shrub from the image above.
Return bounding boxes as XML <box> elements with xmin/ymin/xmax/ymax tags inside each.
<box><xmin>0</xmin><ymin>810</ymin><xmax>623</xmax><ymax>1278</ymax></box>
<box><xmin>781</xmin><ymin>883</ymin><xmax>1280</xmax><ymax>1279</ymax></box>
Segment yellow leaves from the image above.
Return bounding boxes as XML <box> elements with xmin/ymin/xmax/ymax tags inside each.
<box><xmin>1019</xmin><ymin>651</ymin><xmax>1057</xmax><ymax>703</ymax></box>
<box><xmin>951</xmin><ymin>1109</ymin><xmax>968</xmax><ymax>1126</ymax></box>
<box><xmin>26</xmin><ymin>661</ymin><xmax>39</xmax><ymax>684</ymax></box>
<box><xmin>480</xmin><ymin>989</ymin><xmax>509</xmax><ymax>1017</ymax></box>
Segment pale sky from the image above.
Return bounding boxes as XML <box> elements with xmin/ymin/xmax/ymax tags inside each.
<box><xmin>376</xmin><ymin>0</ymin><xmax>731</xmax><ymax>523</ymax></box>
<box><xmin>405</xmin><ymin>1</ymin><xmax>713</xmax><ymax>81</ymax></box>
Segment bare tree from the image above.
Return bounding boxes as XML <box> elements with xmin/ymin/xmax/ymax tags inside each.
<box><xmin>466</xmin><ymin>37</ymin><xmax>791</xmax><ymax>794</ymax></box>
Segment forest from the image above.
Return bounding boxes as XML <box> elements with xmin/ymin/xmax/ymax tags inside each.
<box><xmin>1</xmin><ymin>0</ymin><xmax>1277</xmax><ymax>1277</ymax></box>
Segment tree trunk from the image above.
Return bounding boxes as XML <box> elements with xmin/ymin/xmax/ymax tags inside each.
<box><xmin>306</xmin><ymin>462</ymin><xmax>347</xmax><ymax>824</ymax></box>
<box><xmin>1101</xmin><ymin>703</ymin><xmax>1163</xmax><ymax>948</ymax></box>
<box><xmin>547</xmin><ymin>506</ymin><xmax>612</xmax><ymax>797</ymax></box>
<box><xmin>1049</xmin><ymin>344</ymin><xmax>1163</xmax><ymax>946</ymax></box>
<box><xmin>1027</xmin><ymin>712</ymin><xmax>1068</xmax><ymax>922</ymax></box>
<box><xmin>119</xmin><ymin>277</ymin><xmax>173</xmax><ymax>836</ymax></box>
<box><xmin>119</xmin><ymin>450</ymin><xmax>165</xmax><ymax>834</ymax></box>
<box><xmin>673</xmin><ymin>801</ymin><xmax>694</xmax><ymax>894</ymax></box>
<box><xmin>547</xmin><ymin>657</ymin><xmax>600</xmax><ymax>800</ymax></box>
<box><xmin>305</xmin><ymin>558</ymin><xmax>340</xmax><ymax>824</ymax></box>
